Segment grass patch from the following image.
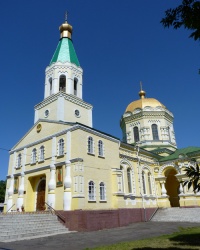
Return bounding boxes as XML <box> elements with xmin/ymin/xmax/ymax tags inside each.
<box><xmin>86</xmin><ymin>227</ymin><xmax>200</xmax><ymax>250</ymax></box>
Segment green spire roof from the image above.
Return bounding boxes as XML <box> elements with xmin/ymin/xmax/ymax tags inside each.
<box><xmin>50</xmin><ymin>38</ymin><xmax>80</xmax><ymax>67</ymax></box>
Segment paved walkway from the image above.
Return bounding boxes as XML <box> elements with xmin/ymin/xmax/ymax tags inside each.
<box><xmin>0</xmin><ymin>221</ymin><xmax>200</xmax><ymax>250</ymax></box>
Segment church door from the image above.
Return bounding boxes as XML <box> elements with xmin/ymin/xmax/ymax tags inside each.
<box><xmin>36</xmin><ymin>179</ymin><xmax>46</xmax><ymax>211</ymax></box>
<box><xmin>165</xmin><ymin>169</ymin><xmax>180</xmax><ymax>207</ymax></box>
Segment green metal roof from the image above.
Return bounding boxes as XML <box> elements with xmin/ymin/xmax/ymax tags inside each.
<box><xmin>159</xmin><ymin>146</ymin><xmax>200</xmax><ymax>162</ymax></box>
<box><xmin>50</xmin><ymin>38</ymin><xmax>80</xmax><ymax>66</ymax></box>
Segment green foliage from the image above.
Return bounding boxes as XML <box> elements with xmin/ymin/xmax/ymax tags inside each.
<box><xmin>183</xmin><ymin>163</ymin><xmax>200</xmax><ymax>191</ymax></box>
<box><xmin>161</xmin><ymin>0</ymin><xmax>200</xmax><ymax>41</ymax></box>
<box><xmin>0</xmin><ymin>180</ymin><xmax>6</xmax><ymax>203</ymax></box>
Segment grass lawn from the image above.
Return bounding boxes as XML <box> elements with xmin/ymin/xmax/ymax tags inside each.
<box><xmin>86</xmin><ymin>227</ymin><xmax>200</xmax><ymax>250</ymax></box>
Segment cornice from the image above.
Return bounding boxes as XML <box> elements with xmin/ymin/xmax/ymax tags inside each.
<box><xmin>11</xmin><ymin>122</ymin><xmax>119</xmax><ymax>153</ymax></box>
<box><xmin>45</xmin><ymin>61</ymin><xmax>83</xmax><ymax>75</ymax></box>
<box><xmin>122</xmin><ymin>110</ymin><xmax>173</xmax><ymax>123</ymax></box>
<box><xmin>34</xmin><ymin>92</ymin><xmax>93</xmax><ymax>110</ymax></box>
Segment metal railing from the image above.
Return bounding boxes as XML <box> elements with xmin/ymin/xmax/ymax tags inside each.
<box><xmin>44</xmin><ymin>202</ymin><xmax>66</xmax><ymax>224</ymax></box>
<box><xmin>148</xmin><ymin>207</ymin><xmax>159</xmax><ymax>221</ymax></box>
<box><xmin>6</xmin><ymin>204</ymin><xmax>15</xmax><ymax>214</ymax></box>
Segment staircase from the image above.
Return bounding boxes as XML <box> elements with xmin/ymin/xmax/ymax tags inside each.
<box><xmin>0</xmin><ymin>212</ymin><xmax>70</xmax><ymax>242</ymax></box>
<box><xmin>151</xmin><ymin>207</ymin><xmax>200</xmax><ymax>222</ymax></box>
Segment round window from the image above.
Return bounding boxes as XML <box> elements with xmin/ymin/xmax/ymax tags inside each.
<box><xmin>44</xmin><ymin>110</ymin><xmax>49</xmax><ymax>118</ymax></box>
<box><xmin>75</xmin><ymin>109</ymin><xmax>80</xmax><ymax>117</ymax></box>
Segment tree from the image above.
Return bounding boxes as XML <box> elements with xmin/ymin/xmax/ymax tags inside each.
<box><xmin>0</xmin><ymin>180</ymin><xmax>6</xmax><ymax>203</ymax></box>
<box><xmin>183</xmin><ymin>163</ymin><xmax>200</xmax><ymax>191</ymax></box>
<box><xmin>161</xmin><ymin>0</ymin><xmax>200</xmax><ymax>41</ymax></box>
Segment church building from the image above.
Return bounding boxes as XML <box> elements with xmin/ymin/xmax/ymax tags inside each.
<box><xmin>4</xmin><ymin>16</ymin><xmax>200</xmax><ymax>215</ymax></box>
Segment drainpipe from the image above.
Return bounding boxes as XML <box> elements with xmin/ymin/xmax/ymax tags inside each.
<box><xmin>136</xmin><ymin>145</ymin><xmax>147</xmax><ymax>222</ymax></box>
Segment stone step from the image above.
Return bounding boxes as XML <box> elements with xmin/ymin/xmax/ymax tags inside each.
<box><xmin>0</xmin><ymin>213</ymin><xmax>70</xmax><ymax>242</ymax></box>
<box><xmin>0</xmin><ymin>229</ymin><xmax>69</xmax><ymax>242</ymax></box>
<box><xmin>151</xmin><ymin>208</ymin><xmax>200</xmax><ymax>222</ymax></box>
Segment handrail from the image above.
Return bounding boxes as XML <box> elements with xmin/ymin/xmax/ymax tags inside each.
<box><xmin>44</xmin><ymin>202</ymin><xmax>66</xmax><ymax>223</ymax></box>
<box><xmin>149</xmin><ymin>207</ymin><xmax>159</xmax><ymax>221</ymax></box>
<box><xmin>6</xmin><ymin>203</ymin><xmax>15</xmax><ymax>214</ymax></box>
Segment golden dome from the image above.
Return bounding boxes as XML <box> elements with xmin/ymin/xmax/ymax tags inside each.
<box><xmin>125</xmin><ymin>89</ymin><xmax>165</xmax><ymax>112</ymax></box>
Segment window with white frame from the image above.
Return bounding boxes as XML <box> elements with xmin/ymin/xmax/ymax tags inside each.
<box><xmin>148</xmin><ymin>172</ymin><xmax>152</xmax><ymax>194</ymax></box>
<box><xmin>58</xmin><ymin>139</ymin><xmax>64</xmax><ymax>156</ymax></box>
<box><xmin>39</xmin><ymin>146</ymin><xmax>45</xmax><ymax>161</ymax></box>
<box><xmin>32</xmin><ymin>148</ymin><xmax>37</xmax><ymax>164</ymax></box>
<box><xmin>98</xmin><ymin>140</ymin><xmax>104</xmax><ymax>157</ymax></box>
<box><xmin>74</xmin><ymin>78</ymin><xmax>78</xmax><ymax>96</ymax></box>
<box><xmin>49</xmin><ymin>77</ymin><xmax>52</xmax><ymax>95</ymax></box>
<box><xmin>17</xmin><ymin>153</ymin><xmax>22</xmax><ymax>168</ymax></box>
<box><xmin>117</xmin><ymin>175</ymin><xmax>124</xmax><ymax>192</ymax></box>
<box><xmin>88</xmin><ymin>181</ymin><xmax>95</xmax><ymax>200</ymax></box>
<box><xmin>87</xmin><ymin>136</ymin><xmax>94</xmax><ymax>154</ymax></box>
<box><xmin>73</xmin><ymin>176</ymin><xmax>84</xmax><ymax>193</ymax></box>
<box><xmin>74</xmin><ymin>176</ymin><xmax>78</xmax><ymax>193</ymax></box>
<box><xmin>142</xmin><ymin>171</ymin><xmax>146</xmax><ymax>194</ymax></box>
<box><xmin>100</xmin><ymin>182</ymin><xmax>106</xmax><ymax>200</ymax></box>
<box><xmin>59</xmin><ymin>75</ymin><xmax>66</xmax><ymax>92</ymax></box>
<box><xmin>152</xmin><ymin>124</ymin><xmax>159</xmax><ymax>140</ymax></box>
<box><xmin>133</xmin><ymin>126</ymin><xmax>140</xmax><ymax>142</ymax></box>
<box><xmin>127</xmin><ymin>168</ymin><xmax>132</xmax><ymax>193</ymax></box>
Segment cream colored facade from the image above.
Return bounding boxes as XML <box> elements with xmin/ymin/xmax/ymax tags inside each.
<box><xmin>4</xmin><ymin>18</ymin><xmax>200</xmax><ymax>213</ymax></box>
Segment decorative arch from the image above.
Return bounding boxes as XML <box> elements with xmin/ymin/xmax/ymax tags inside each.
<box><xmin>120</xmin><ymin>158</ymin><xmax>133</xmax><ymax>170</ymax></box>
<box><xmin>141</xmin><ymin>164</ymin><xmax>154</xmax><ymax>195</ymax></box>
<box><xmin>159</xmin><ymin>163</ymin><xmax>180</xmax><ymax>176</ymax></box>
<box><xmin>141</xmin><ymin>164</ymin><xmax>153</xmax><ymax>174</ymax></box>
<box><xmin>120</xmin><ymin>158</ymin><xmax>136</xmax><ymax>194</ymax></box>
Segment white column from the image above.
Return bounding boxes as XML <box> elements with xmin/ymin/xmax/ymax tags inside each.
<box><xmin>47</xmin><ymin>164</ymin><xmax>56</xmax><ymax>208</ymax></box>
<box><xmin>7</xmin><ymin>175</ymin><xmax>14</xmax><ymax>212</ymax></box>
<box><xmin>63</xmin><ymin>130</ymin><xmax>72</xmax><ymax>210</ymax></box>
<box><xmin>64</xmin><ymin>161</ymin><xmax>71</xmax><ymax>210</ymax></box>
<box><xmin>161</xmin><ymin>181</ymin><xmax>167</xmax><ymax>196</ymax></box>
<box><xmin>17</xmin><ymin>173</ymin><xmax>25</xmax><ymax>212</ymax></box>
<box><xmin>179</xmin><ymin>182</ymin><xmax>184</xmax><ymax>195</ymax></box>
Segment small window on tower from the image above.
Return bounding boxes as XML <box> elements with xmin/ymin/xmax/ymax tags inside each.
<box><xmin>152</xmin><ymin>124</ymin><xmax>159</xmax><ymax>140</ymax></box>
<box><xmin>74</xmin><ymin>78</ymin><xmax>78</xmax><ymax>96</ymax></box>
<box><xmin>59</xmin><ymin>75</ymin><xmax>66</xmax><ymax>92</ymax></box>
<box><xmin>49</xmin><ymin>78</ymin><xmax>52</xmax><ymax>95</ymax></box>
<box><xmin>133</xmin><ymin>126</ymin><xmax>140</xmax><ymax>142</ymax></box>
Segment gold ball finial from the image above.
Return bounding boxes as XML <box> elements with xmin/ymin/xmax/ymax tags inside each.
<box><xmin>138</xmin><ymin>81</ymin><xmax>146</xmax><ymax>99</ymax></box>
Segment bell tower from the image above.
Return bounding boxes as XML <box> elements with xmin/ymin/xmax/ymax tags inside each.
<box><xmin>34</xmin><ymin>15</ymin><xmax>93</xmax><ymax>127</ymax></box>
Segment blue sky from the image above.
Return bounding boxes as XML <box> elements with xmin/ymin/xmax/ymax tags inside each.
<box><xmin>0</xmin><ymin>1</ymin><xmax>199</xmax><ymax>180</ymax></box>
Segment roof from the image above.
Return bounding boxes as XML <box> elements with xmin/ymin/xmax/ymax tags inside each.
<box><xmin>159</xmin><ymin>146</ymin><xmax>200</xmax><ymax>162</ymax></box>
<box><xmin>125</xmin><ymin>98</ymin><xmax>165</xmax><ymax>113</ymax></box>
<box><xmin>50</xmin><ymin>38</ymin><xmax>80</xmax><ymax>67</ymax></box>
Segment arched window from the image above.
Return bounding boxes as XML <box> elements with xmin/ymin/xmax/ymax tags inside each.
<box><xmin>118</xmin><ymin>166</ymin><xmax>124</xmax><ymax>192</ymax></box>
<box><xmin>74</xmin><ymin>78</ymin><xmax>78</xmax><ymax>96</ymax></box>
<box><xmin>49</xmin><ymin>78</ymin><xmax>52</xmax><ymax>95</ymax></box>
<box><xmin>152</xmin><ymin>124</ymin><xmax>159</xmax><ymax>140</ymax></box>
<box><xmin>32</xmin><ymin>148</ymin><xmax>37</xmax><ymax>164</ymax></box>
<box><xmin>58</xmin><ymin>139</ymin><xmax>64</xmax><ymax>156</ymax></box>
<box><xmin>133</xmin><ymin>126</ymin><xmax>140</xmax><ymax>142</ymax></box>
<box><xmin>148</xmin><ymin>172</ymin><xmax>152</xmax><ymax>194</ymax></box>
<box><xmin>59</xmin><ymin>75</ymin><xmax>66</xmax><ymax>92</ymax></box>
<box><xmin>127</xmin><ymin>168</ymin><xmax>132</xmax><ymax>193</ymax></box>
<box><xmin>39</xmin><ymin>146</ymin><xmax>45</xmax><ymax>161</ymax></box>
<box><xmin>88</xmin><ymin>136</ymin><xmax>94</xmax><ymax>154</ymax></box>
<box><xmin>100</xmin><ymin>182</ymin><xmax>106</xmax><ymax>200</ymax></box>
<box><xmin>142</xmin><ymin>171</ymin><xmax>146</xmax><ymax>194</ymax></box>
<box><xmin>98</xmin><ymin>140</ymin><xmax>103</xmax><ymax>156</ymax></box>
<box><xmin>88</xmin><ymin>181</ymin><xmax>95</xmax><ymax>200</ymax></box>
<box><xmin>17</xmin><ymin>153</ymin><xmax>22</xmax><ymax>168</ymax></box>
